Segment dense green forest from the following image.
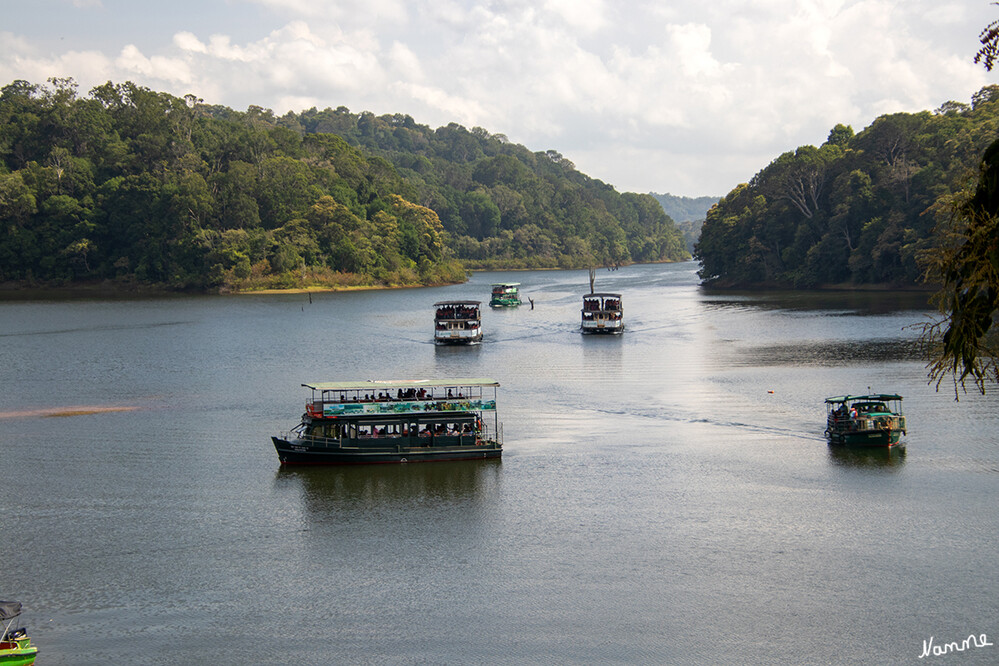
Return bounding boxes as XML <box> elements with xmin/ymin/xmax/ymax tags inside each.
<box><xmin>279</xmin><ymin>106</ymin><xmax>687</xmax><ymax>270</ymax></box>
<box><xmin>695</xmin><ymin>85</ymin><xmax>999</xmax><ymax>288</ymax></box>
<box><xmin>0</xmin><ymin>78</ymin><xmax>686</xmax><ymax>292</ymax></box>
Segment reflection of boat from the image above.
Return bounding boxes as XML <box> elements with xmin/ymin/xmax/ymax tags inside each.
<box><xmin>272</xmin><ymin>379</ymin><xmax>502</xmax><ymax>464</ymax></box>
<box><xmin>277</xmin><ymin>459</ymin><xmax>501</xmax><ymax>508</ymax></box>
<box><xmin>489</xmin><ymin>283</ymin><xmax>521</xmax><ymax>308</ymax></box>
<box><xmin>1</xmin><ymin>601</ymin><xmax>38</xmax><ymax>666</ymax></box>
<box><xmin>828</xmin><ymin>444</ymin><xmax>906</xmax><ymax>469</ymax></box>
<box><xmin>434</xmin><ymin>300</ymin><xmax>482</xmax><ymax>345</ymax></box>
<box><xmin>824</xmin><ymin>394</ymin><xmax>906</xmax><ymax>448</ymax></box>
<box><xmin>581</xmin><ymin>293</ymin><xmax>623</xmax><ymax>334</ymax></box>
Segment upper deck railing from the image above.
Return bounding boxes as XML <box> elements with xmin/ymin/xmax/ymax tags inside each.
<box><xmin>302</xmin><ymin>379</ymin><xmax>499</xmax><ymax>418</ymax></box>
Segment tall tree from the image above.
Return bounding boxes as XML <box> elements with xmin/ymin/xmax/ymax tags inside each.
<box><xmin>921</xmin><ymin>8</ymin><xmax>999</xmax><ymax>394</ymax></box>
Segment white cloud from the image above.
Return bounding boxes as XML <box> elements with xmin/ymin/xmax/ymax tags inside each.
<box><xmin>0</xmin><ymin>0</ymin><xmax>993</xmax><ymax>194</ymax></box>
<box><xmin>544</xmin><ymin>0</ymin><xmax>606</xmax><ymax>34</ymax></box>
<box><xmin>241</xmin><ymin>0</ymin><xmax>408</xmax><ymax>22</ymax></box>
<box><xmin>173</xmin><ymin>32</ymin><xmax>207</xmax><ymax>54</ymax></box>
<box><xmin>116</xmin><ymin>44</ymin><xmax>193</xmax><ymax>84</ymax></box>
<box><xmin>394</xmin><ymin>81</ymin><xmax>488</xmax><ymax>126</ymax></box>
<box><xmin>387</xmin><ymin>41</ymin><xmax>424</xmax><ymax>83</ymax></box>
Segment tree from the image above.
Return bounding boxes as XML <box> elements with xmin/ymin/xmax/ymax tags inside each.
<box><xmin>975</xmin><ymin>3</ymin><xmax>999</xmax><ymax>71</ymax></box>
<box><xmin>922</xmin><ymin>11</ymin><xmax>999</xmax><ymax>394</ymax></box>
<box><xmin>922</xmin><ymin>142</ymin><xmax>999</xmax><ymax>394</ymax></box>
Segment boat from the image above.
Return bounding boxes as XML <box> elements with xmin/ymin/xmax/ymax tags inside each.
<box><xmin>581</xmin><ymin>293</ymin><xmax>624</xmax><ymax>334</ymax></box>
<box><xmin>434</xmin><ymin>300</ymin><xmax>482</xmax><ymax>345</ymax></box>
<box><xmin>272</xmin><ymin>379</ymin><xmax>503</xmax><ymax>464</ymax></box>
<box><xmin>489</xmin><ymin>283</ymin><xmax>522</xmax><ymax>307</ymax></box>
<box><xmin>1</xmin><ymin>601</ymin><xmax>38</xmax><ymax>666</ymax></box>
<box><xmin>824</xmin><ymin>394</ymin><xmax>906</xmax><ymax>448</ymax></box>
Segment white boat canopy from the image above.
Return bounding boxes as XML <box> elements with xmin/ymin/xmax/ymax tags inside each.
<box><xmin>303</xmin><ymin>379</ymin><xmax>499</xmax><ymax>391</ymax></box>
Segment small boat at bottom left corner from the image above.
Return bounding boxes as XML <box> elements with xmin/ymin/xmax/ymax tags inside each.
<box><xmin>1</xmin><ymin>601</ymin><xmax>38</xmax><ymax>666</ymax></box>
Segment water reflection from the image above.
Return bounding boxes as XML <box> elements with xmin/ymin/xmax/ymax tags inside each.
<box><xmin>736</xmin><ymin>338</ymin><xmax>924</xmax><ymax>367</ymax></box>
<box><xmin>275</xmin><ymin>459</ymin><xmax>502</xmax><ymax>512</ymax></box>
<box><xmin>701</xmin><ymin>289</ymin><xmax>931</xmax><ymax>314</ymax></box>
<box><xmin>827</xmin><ymin>444</ymin><xmax>907</xmax><ymax>470</ymax></box>
<box><xmin>433</xmin><ymin>341</ymin><xmax>483</xmax><ymax>354</ymax></box>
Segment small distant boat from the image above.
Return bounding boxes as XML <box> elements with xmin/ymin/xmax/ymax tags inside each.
<box><xmin>1</xmin><ymin>601</ymin><xmax>38</xmax><ymax>666</ymax></box>
<box><xmin>434</xmin><ymin>300</ymin><xmax>482</xmax><ymax>345</ymax></box>
<box><xmin>272</xmin><ymin>379</ymin><xmax>503</xmax><ymax>464</ymax></box>
<box><xmin>824</xmin><ymin>394</ymin><xmax>906</xmax><ymax>448</ymax></box>
<box><xmin>489</xmin><ymin>283</ymin><xmax>522</xmax><ymax>308</ymax></box>
<box><xmin>581</xmin><ymin>293</ymin><xmax>624</xmax><ymax>334</ymax></box>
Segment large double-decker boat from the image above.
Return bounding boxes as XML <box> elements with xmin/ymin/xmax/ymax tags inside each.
<box><xmin>581</xmin><ymin>292</ymin><xmax>624</xmax><ymax>334</ymax></box>
<box><xmin>824</xmin><ymin>393</ymin><xmax>906</xmax><ymax>449</ymax></box>
<box><xmin>272</xmin><ymin>379</ymin><xmax>502</xmax><ymax>464</ymax></box>
<box><xmin>434</xmin><ymin>300</ymin><xmax>482</xmax><ymax>344</ymax></box>
<box><xmin>489</xmin><ymin>283</ymin><xmax>522</xmax><ymax>307</ymax></box>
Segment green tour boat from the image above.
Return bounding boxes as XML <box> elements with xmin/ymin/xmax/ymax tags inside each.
<box><xmin>272</xmin><ymin>379</ymin><xmax>503</xmax><ymax>464</ymax></box>
<box><xmin>489</xmin><ymin>283</ymin><xmax>522</xmax><ymax>307</ymax></box>
<box><xmin>824</xmin><ymin>394</ymin><xmax>906</xmax><ymax>449</ymax></box>
<box><xmin>1</xmin><ymin>602</ymin><xmax>38</xmax><ymax>666</ymax></box>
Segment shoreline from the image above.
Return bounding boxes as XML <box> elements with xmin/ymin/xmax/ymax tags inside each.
<box><xmin>0</xmin><ymin>279</ymin><xmax>461</xmax><ymax>299</ymax></box>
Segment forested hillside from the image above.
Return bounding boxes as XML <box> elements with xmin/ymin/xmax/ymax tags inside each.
<box><xmin>696</xmin><ymin>86</ymin><xmax>999</xmax><ymax>288</ymax></box>
<box><xmin>0</xmin><ymin>78</ymin><xmax>687</xmax><ymax>292</ymax></box>
<box><xmin>280</xmin><ymin>107</ymin><xmax>687</xmax><ymax>269</ymax></box>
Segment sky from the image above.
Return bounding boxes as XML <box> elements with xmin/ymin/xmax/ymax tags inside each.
<box><xmin>1</xmin><ymin>0</ymin><xmax>997</xmax><ymax>197</ymax></box>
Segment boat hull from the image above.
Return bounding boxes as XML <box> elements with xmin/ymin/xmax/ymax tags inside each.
<box><xmin>826</xmin><ymin>428</ymin><xmax>904</xmax><ymax>448</ymax></box>
<box><xmin>272</xmin><ymin>436</ymin><xmax>502</xmax><ymax>465</ymax></box>
<box><xmin>434</xmin><ymin>333</ymin><xmax>482</xmax><ymax>345</ymax></box>
<box><xmin>581</xmin><ymin>323</ymin><xmax>624</xmax><ymax>334</ymax></box>
<box><xmin>0</xmin><ymin>641</ymin><xmax>38</xmax><ymax>666</ymax></box>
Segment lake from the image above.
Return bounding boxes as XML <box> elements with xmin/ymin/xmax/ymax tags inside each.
<box><xmin>2</xmin><ymin>262</ymin><xmax>998</xmax><ymax>664</ymax></box>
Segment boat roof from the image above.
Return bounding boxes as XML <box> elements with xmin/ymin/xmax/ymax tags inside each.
<box><xmin>491</xmin><ymin>282</ymin><xmax>520</xmax><ymax>287</ymax></box>
<box><xmin>433</xmin><ymin>300</ymin><xmax>481</xmax><ymax>306</ymax></box>
<box><xmin>0</xmin><ymin>601</ymin><xmax>22</xmax><ymax>620</ymax></box>
<box><xmin>584</xmin><ymin>292</ymin><xmax>621</xmax><ymax>298</ymax></box>
<box><xmin>825</xmin><ymin>394</ymin><xmax>903</xmax><ymax>403</ymax></box>
<box><xmin>304</xmin><ymin>378</ymin><xmax>500</xmax><ymax>391</ymax></box>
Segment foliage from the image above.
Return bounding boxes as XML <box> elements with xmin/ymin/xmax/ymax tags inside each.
<box><xmin>0</xmin><ymin>79</ymin><xmax>455</xmax><ymax>290</ymax></box>
<box><xmin>281</xmin><ymin>108</ymin><xmax>689</xmax><ymax>270</ymax></box>
<box><xmin>0</xmin><ymin>79</ymin><xmax>687</xmax><ymax>292</ymax></box>
<box><xmin>920</xmin><ymin>134</ymin><xmax>999</xmax><ymax>396</ymax></box>
<box><xmin>917</xmin><ymin>12</ymin><xmax>999</xmax><ymax>396</ymax></box>
<box><xmin>695</xmin><ymin>87</ymin><xmax>999</xmax><ymax>288</ymax></box>
<box><xmin>976</xmin><ymin>2</ymin><xmax>999</xmax><ymax>71</ymax></box>
<box><xmin>920</xmin><ymin>166</ymin><xmax>999</xmax><ymax>394</ymax></box>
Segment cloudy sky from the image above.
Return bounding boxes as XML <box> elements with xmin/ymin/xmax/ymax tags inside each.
<box><xmin>2</xmin><ymin>0</ymin><xmax>997</xmax><ymax>196</ymax></box>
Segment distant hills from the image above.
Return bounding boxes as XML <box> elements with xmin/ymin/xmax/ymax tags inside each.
<box><xmin>648</xmin><ymin>193</ymin><xmax>719</xmax><ymax>253</ymax></box>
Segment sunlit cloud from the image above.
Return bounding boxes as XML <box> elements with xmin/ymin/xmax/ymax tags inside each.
<box><xmin>0</xmin><ymin>0</ymin><xmax>993</xmax><ymax>194</ymax></box>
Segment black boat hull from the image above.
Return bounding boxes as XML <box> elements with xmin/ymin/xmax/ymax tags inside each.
<box><xmin>272</xmin><ymin>436</ymin><xmax>502</xmax><ymax>465</ymax></box>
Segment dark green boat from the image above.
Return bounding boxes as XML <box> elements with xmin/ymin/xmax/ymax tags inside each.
<box><xmin>824</xmin><ymin>394</ymin><xmax>906</xmax><ymax>448</ymax></box>
<box><xmin>489</xmin><ymin>283</ymin><xmax>521</xmax><ymax>307</ymax></box>
<box><xmin>272</xmin><ymin>379</ymin><xmax>502</xmax><ymax>464</ymax></box>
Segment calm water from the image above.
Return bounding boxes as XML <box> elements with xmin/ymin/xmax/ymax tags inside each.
<box><xmin>2</xmin><ymin>263</ymin><xmax>998</xmax><ymax>664</ymax></box>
